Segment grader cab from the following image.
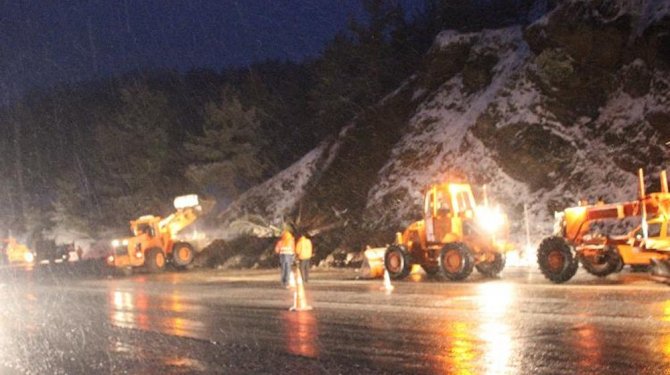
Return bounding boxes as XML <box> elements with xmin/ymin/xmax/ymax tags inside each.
<box><xmin>537</xmin><ymin>169</ymin><xmax>670</xmax><ymax>283</ymax></box>
<box><xmin>384</xmin><ymin>182</ymin><xmax>514</xmax><ymax>281</ymax></box>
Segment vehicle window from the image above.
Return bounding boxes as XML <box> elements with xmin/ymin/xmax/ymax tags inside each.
<box><xmin>454</xmin><ymin>191</ymin><xmax>472</xmax><ymax>213</ymax></box>
<box><xmin>648</xmin><ymin>222</ymin><xmax>661</xmax><ymax>238</ymax></box>
<box><xmin>436</xmin><ymin>191</ymin><xmax>450</xmax><ymax>212</ymax></box>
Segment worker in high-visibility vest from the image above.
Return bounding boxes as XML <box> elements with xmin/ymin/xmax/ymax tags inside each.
<box><xmin>295</xmin><ymin>233</ymin><xmax>313</xmax><ymax>283</ymax></box>
<box><xmin>274</xmin><ymin>228</ymin><xmax>295</xmax><ymax>288</ymax></box>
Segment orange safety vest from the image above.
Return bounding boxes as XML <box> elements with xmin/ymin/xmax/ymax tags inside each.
<box><xmin>295</xmin><ymin>236</ymin><xmax>313</xmax><ymax>260</ymax></box>
<box><xmin>275</xmin><ymin>231</ymin><xmax>295</xmax><ymax>255</ymax></box>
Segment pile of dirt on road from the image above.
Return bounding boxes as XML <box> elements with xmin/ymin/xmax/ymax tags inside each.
<box><xmin>194</xmin><ymin>235</ymin><xmax>277</xmax><ymax>269</ymax></box>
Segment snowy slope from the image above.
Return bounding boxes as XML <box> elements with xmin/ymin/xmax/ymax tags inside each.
<box><xmin>217</xmin><ymin>126</ymin><xmax>351</xmax><ymax>237</ymax></box>
<box><xmin>364</xmin><ymin>2</ymin><xmax>670</xmax><ymax>244</ymax></box>
<box><xmin>224</xmin><ymin>0</ymin><xmax>670</xmax><ymax>252</ymax></box>
<box><xmin>366</xmin><ymin>27</ymin><xmax>533</xmax><ymax>231</ymax></box>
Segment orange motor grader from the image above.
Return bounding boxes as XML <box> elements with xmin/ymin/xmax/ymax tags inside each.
<box><xmin>537</xmin><ymin>169</ymin><xmax>670</xmax><ymax>283</ymax></box>
<box><xmin>107</xmin><ymin>195</ymin><xmax>211</xmax><ymax>273</ymax></box>
<box><xmin>384</xmin><ymin>182</ymin><xmax>514</xmax><ymax>281</ymax></box>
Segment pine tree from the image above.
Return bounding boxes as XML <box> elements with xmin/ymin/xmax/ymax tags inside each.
<box><xmin>185</xmin><ymin>93</ymin><xmax>266</xmax><ymax>200</ymax></box>
<box><xmin>89</xmin><ymin>84</ymin><xmax>181</xmax><ymax>227</ymax></box>
<box><xmin>308</xmin><ymin>0</ymin><xmax>406</xmax><ymax>137</ymax></box>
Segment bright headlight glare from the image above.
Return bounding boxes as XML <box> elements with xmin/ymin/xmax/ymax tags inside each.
<box><xmin>122</xmin><ymin>239</ymin><xmax>129</xmax><ymax>246</ymax></box>
<box><xmin>477</xmin><ymin>206</ymin><xmax>504</xmax><ymax>233</ymax></box>
<box><xmin>111</xmin><ymin>239</ymin><xmax>120</xmax><ymax>247</ymax></box>
<box><xmin>24</xmin><ymin>252</ymin><xmax>34</xmax><ymax>263</ymax></box>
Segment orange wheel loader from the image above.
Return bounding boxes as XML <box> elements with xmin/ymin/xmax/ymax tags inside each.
<box><xmin>383</xmin><ymin>181</ymin><xmax>514</xmax><ymax>281</ymax></box>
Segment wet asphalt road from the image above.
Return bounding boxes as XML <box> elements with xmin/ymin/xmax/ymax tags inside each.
<box><xmin>1</xmin><ymin>263</ymin><xmax>669</xmax><ymax>374</ymax></box>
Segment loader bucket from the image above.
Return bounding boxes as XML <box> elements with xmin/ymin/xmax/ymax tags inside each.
<box><xmin>359</xmin><ymin>247</ymin><xmax>386</xmax><ymax>279</ymax></box>
<box><xmin>174</xmin><ymin>194</ymin><xmax>200</xmax><ymax>209</ymax></box>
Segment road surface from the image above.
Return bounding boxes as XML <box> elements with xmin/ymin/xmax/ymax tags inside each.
<box><xmin>0</xmin><ymin>263</ymin><xmax>669</xmax><ymax>374</ymax></box>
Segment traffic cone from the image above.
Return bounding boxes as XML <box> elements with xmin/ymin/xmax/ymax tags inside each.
<box><xmin>289</xmin><ymin>270</ymin><xmax>296</xmax><ymax>288</ymax></box>
<box><xmin>290</xmin><ymin>267</ymin><xmax>313</xmax><ymax>311</ymax></box>
<box><xmin>381</xmin><ymin>269</ymin><xmax>394</xmax><ymax>293</ymax></box>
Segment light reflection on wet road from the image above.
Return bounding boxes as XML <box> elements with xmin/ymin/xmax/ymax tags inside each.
<box><xmin>1</xmin><ymin>265</ymin><xmax>670</xmax><ymax>374</ymax></box>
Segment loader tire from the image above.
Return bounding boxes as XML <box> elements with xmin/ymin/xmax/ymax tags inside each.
<box><xmin>579</xmin><ymin>246</ymin><xmax>621</xmax><ymax>277</ymax></box>
<box><xmin>146</xmin><ymin>248</ymin><xmax>166</xmax><ymax>273</ymax></box>
<box><xmin>172</xmin><ymin>242</ymin><xmax>194</xmax><ymax>268</ymax></box>
<box><xmin>537</xmin><ymin>236</ymin><xmax>578</xmax><ymax>283</ymax></box>
<box><xmin>384</xmin><ymin>245</ymin><xmax>411</xmax><ymax>280</ymax></box>
<box><xmin>438</xmin><ymin>243</ymin><xmax>474</xmax><ymax>281</ymax></box>
<box><xmin>475</xmin><ymin>252</ymin><xmax>506</xmax><ymax>278</ymax></box>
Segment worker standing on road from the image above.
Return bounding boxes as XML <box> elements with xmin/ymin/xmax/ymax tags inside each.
<box><xmin>76</xmin><ymin>245</ymin><xmax>83</xmax><ymax>261</ymax></box>
<box><xmin>275</xmin><ymin>227</ymin><xmax>295</xmax><ymax>288</ymax></box>
<box><xmin>295</xmin><ymin>233</ymin><xmax>313</xmax><ymax>283</ymax></box>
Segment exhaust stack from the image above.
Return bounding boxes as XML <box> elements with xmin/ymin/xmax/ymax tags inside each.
<box><xmin>661</xmin><ymin>170</ymin><xmax>668</xmax><ymax>194</ymax></box>
<box><xmin>639</xmin><ymin>169</ymin><xmax>648</xmax><ymax>239</ymax></box>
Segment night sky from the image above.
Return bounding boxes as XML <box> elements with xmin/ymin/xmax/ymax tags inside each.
<box><xmin>0</xmin><ymin>0</ymin><xmax>392</xmax><ymax>99</ymax></box>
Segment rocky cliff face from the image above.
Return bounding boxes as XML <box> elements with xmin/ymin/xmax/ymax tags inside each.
<box><xmin>221</xmin><ymin>0</ymin><xmax>670</xmax><ymax>261</ymax></box>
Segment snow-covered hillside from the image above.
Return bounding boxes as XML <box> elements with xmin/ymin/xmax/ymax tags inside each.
<box><xmin>222</xmin><ymin>0</ymin><xmax>670</xmax><ymax>255</ymax></box>
<box><xmin>216</xmin><ymin>126</ymin><xmax>351</xmax><ymax>238</ymax></box>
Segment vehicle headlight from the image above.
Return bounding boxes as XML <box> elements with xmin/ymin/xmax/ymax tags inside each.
<box><xmin>476</xmin><ymin>206</ymin><xmax>505</xmax><ymax>233</ymax></box>
<box><xmin>24</xmin><ymin>252</ymin><xmax>34</xmax><ymax>263</ymax></box>
<box><xmin>111</xmin><ymin>239</ymin><xmax>129</xmax><ymax>247</ymax></box>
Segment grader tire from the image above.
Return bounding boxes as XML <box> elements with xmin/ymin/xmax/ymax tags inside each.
<box><xmin>475</xmin><ymin>252</ymin><xmax>506</xmax><ymax>278</ymax></box>
<box><xmin>438</xmin><ymin>243</ymin><xmax>474</xmax><ymax>281</ymax></box>
<box><xmin>615</xmin><ymin>256</ymin><xmax>625</xmax><ymax>272</ymax></box>
<box><xmin>384</xmin><ymin>245</ymin><xmax>411</xmax><ymax>280</ymax></box>
<box><xmin>537</xmin><ymin>236</ymin><xmax>578</xmax><ymax>283</ymax></box>
<box><xmin>579</xmin><ymin>246</ymin><xmax>621</xmax><ymax>277</ymax></box>
<box><xmin>146</xmin><ymin>248</ymin><xmax>166</xmax><ymax>273</ymax></box>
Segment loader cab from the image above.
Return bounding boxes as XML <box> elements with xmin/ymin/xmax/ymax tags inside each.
<box><xmin>424</xmin><ymin>183</ymin><xmax>476</xmax><ymax>243</ymax></box>
<box><xmin>424</xmin><ymin>183</ymin><xmax>475</xmax><ymax>217</ymax></box>
<box><xmin>134</xmin><ymin>223</ymin><xmax>155</xmax><ymax>238</ymax></box>
<box><xmin>131</xmin><ymin>216</ymin><xmax>159</xmax><ymax>238</ymax></box>
<box><xmin>425</xmin><ymin>188</ymin><xmax>451</xmax><ymax>217</ymax></box>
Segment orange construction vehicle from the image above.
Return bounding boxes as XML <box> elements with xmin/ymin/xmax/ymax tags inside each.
<box><xmin>0</xmin><ymin>237</ymin><xmax>35</xmax><ymax>265</ymax></box>
<box><xmin>537</xmin><ymin>169</ymin><xmax>670</xmax><ymax>283</ymax></box>
<box><xmin>383</xmin><ymin>181</ymin><xmax>514</xmax><ymax>281</ymax></box>
<box><xmin>107</xmin><ymin>194</ymin><xmax>211</xmax><ymax>273</ymax></box>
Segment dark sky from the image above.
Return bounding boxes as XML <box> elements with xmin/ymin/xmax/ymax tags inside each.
<box><xmin>0</xmin><ymin>0</ymin><xmax>385</xmax><ymax>99</ymax></box>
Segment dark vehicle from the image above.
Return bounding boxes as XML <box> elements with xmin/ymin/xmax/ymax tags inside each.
<box><xmin>33</xmin><ymin>239</ymin><xmax>71</xmax><ymax>263</ymax></box>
